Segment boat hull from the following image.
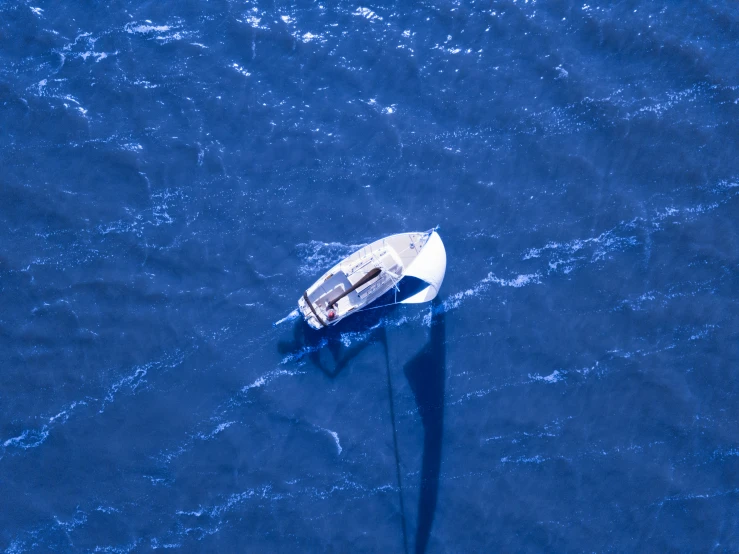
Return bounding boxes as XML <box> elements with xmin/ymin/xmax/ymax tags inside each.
<box><xmin>297</xmin><ymin>230</ymin><xmax>446</xmax><ymax>329</ymax></box>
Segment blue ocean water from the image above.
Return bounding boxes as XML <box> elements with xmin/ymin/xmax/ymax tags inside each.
<box><xmin>1</xmin><ymin>0</ymin><xmax>738</xmax><ymax>551</ymax></box>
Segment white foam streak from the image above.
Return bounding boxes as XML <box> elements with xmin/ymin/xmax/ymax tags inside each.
<box><xmin>3</xmin><ymin>428</ymin><xmax>49</xmax><ymax>450</ymax></box>
<box><xmin>523</xmin><ymin>227</ymin><xmax>638</xmax><ymax>262</ymax></box>
<box><xmin>197</xmin><ymin>421</ymin><xmax>235</xmax><ymax>441</ymax></box>
<box><xmin>500</xmin><ymin>455</ymin><xmax>548</xmax><ymax>464</ymax></box>
<box><xmin>354</xmin><ymin>7</ymin><xmax>382</xmax><ymax>20</ymax></box>
<box><xmin>280</xmin><ymin>340</ymin><xmax>327</xmax><ymax>364</ymax></box>
<box><xmin>656</xmin><ymin>488</ymin><xmax>739</xmax><ymax>507</ymax></box>
<box><xmin>2</xmin><ymin>399</ymin><xmax>90</xmax><ymax>453</ymax></box>
<box><xmin>316</xmin><ymin>427</ymin><xmax>342</xmax><ymax>455</ymax></box>
<box><xmin>175</xmin><ymin>476</ymin><xmax>394</xmax><ymax>525</ymax></box>
<box><xmin>528</xmin><ymin>370</ymin><xmax>564</xmax><ymax>383</ymax></box>
<box><xmin>295</xmin><ymin>240</ymin><xmax>365</xmax><ymax>275</ymax></box>
<box><xmin>124</xmin><ymin>21</ymin><xmax>189</xmax><ymax>43</ymax></box>
<box><xmin>443</xmin><ymin>272</ymin><xmax>541</xmax><ymax>311</ymax></box>
<box><xmin>242</xmin><ymin>369</ymin><xmax>303</xmax><ymax>393</ymax></box>
<box><xmin>101</xmin><ymin>351</ymin><xmax>184</xmax><ymax>412</ymax></box>
<box><xmin>453</xmin><ymin>363</ymin><xmax>600</xmax><ymax>406</ymax></box>
<box><xmin>126</xmin><ymin>23</ymin><xmax>172</xmax><ymax>34</ymax></box>
<box><xmin>231</xmin><ymin>63</ymin><xmax>251</xmax><ymax>77</ymax></box>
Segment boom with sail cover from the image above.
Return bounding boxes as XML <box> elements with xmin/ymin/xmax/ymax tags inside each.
<box><xmin>328</xmin><ymin>267</ymin><xmax>382</xmax><ymax>308</ymax></box>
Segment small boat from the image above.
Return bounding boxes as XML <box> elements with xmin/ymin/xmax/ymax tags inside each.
<box><xmin>297</xmin><ymin>229</ymin><xmax>447</xmax><ymax>329</ymax></box>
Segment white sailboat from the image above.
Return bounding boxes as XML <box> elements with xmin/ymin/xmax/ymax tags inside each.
<box><xmin>296</xmin><ymin>229</ymin><xmax>447</xmax><ymax>329</ymax></box>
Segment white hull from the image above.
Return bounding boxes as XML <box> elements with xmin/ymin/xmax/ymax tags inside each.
<box><xmin>297</xmin><ymin>230</ymin><xmax>446</xmax><ymax>329</ymax></box>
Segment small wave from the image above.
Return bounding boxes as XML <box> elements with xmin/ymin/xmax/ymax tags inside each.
<box><xmin>523</xmin><ymin>225</ymin><xmax>638</xmax><ymax>263</ymax></box>
<box><xmin>615</xmin><ymin>279</ymin><xmax>719</xmax><ymax>311</ymax></box>
<box><xmin>242</xmin><ymin>368</ymin><xmax>304</xmax><ymax>392</ymax></box>
<box><xmin>295</xmin><ymin>240</ymin><xmax>365</xmax><ymax>275</ymax></box>
<box><xmin>3</xmin><ymin>428</ymin><xmax>49</xmax><ymax>450</ymax></box>
<box><xmin>125</xmin><ymin>22</ymin><xmax>172</xmax><ymax>34</ymax></box>
<box><xmin>338</xmin><ymin>322</ymin><xmax>382</xmax><ymax>346</ymax></box>
<box><xmin>315</xmin><ymin>426</ymin><xmax>342</xmax><ymax>455</ymax></box>
<box><xmin>150</xmin><ymin>539</ymin><xmax>181</xmax><ymax>550</ymax></box>
<box><xmin>2</xmin><ymin>399</ymin><xmax>90</xmax><ymax>454</ymax></box>
<box><xmin>656</xmin><ymin>487</ymin><xmax>739</xmax><ymax>507</ymax></box>
<box><xmin>500</xmin><ymin>455</ymin><xmax>548</xmax><ymax>464</ymax></box>
<box><xmin>528</xmin><ymin>370</ymin><xmax>564</xmax><ymax>384</ymax></box>
<box><xmin>296</xmin><ymin>31</ymin><xmax>325</xmax><ymax>44</ymax></box>
<box><xmin>101</xmin><ymin>351</ymin><xmax>184</xmax><ymax>413</ymax></box>
<box><xmin>353</xmin><ymin>7</ymin><xmax>382</xmax><ymax>21</ymax></box>
<box><xmin>89</xmin><ymin>539</ymin><xmax>140</xmax><ymax>553</ymax></box>
<box><xmin>688</xmin><ymin>324</ymin><xmax>719</xmax><ymax>341</ymax></box>
<box><xmin>244</xmin><ymin>14</ymin><xmax>264</xmax><ymax>29</ymax></box>
<box><xmin>231</xmin><ymin>63</ymin><xmax>250</xmax><ymax>77</ymax></box>
<box><xmin>124</xmin><ymin>20</ymin><xmax>190</xmax><ymax>43</ymax></box>
<box><xmin>443</xmin><ymin>271</ymin><xmax>541</xmax><ymax>312</ymax></box>
<box><xmin>488</xmin><ymin>273</ymin><xmax>541</xmax><ymax>288</ymax></box>
<box><xmin>452</xmin><ymin>362</ymin><xmax>600</xmax><ymax>406</ymax></box>
<box><xmin>279</xmin><ymin>341</ymin><xmax>327</xmax><ymax>365</ymax></box>
<box><xmin>196</xmin><ymin>421</ymin><xmax>235</xmax><ymax>441</ymax></box>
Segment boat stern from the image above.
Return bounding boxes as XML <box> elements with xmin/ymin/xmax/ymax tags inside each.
<box><xmin>298</xmin><ymin>293</ymin><xmax>328</xmax><ymax>330</ymax></box>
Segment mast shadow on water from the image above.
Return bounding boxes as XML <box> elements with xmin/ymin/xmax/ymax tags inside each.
<box><xmin>403</xmin><ymin>298</ymin><xmax>445</xmax><ymax>554</ymax></box>
<box><xmin>276</xmin><ymin>297</ymin><xmax>446</xmax><ymax>554</ymax></box>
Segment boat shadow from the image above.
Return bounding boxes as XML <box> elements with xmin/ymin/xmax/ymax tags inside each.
<box><xmin>276</xmin><ymin>299</ymin><xmax>446</xmax><ymax>554</ymax></box>
<box><xmin>277</xmin><ymin>302</ymin><xmax>399</xmax><ymax>378</ymax></box>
